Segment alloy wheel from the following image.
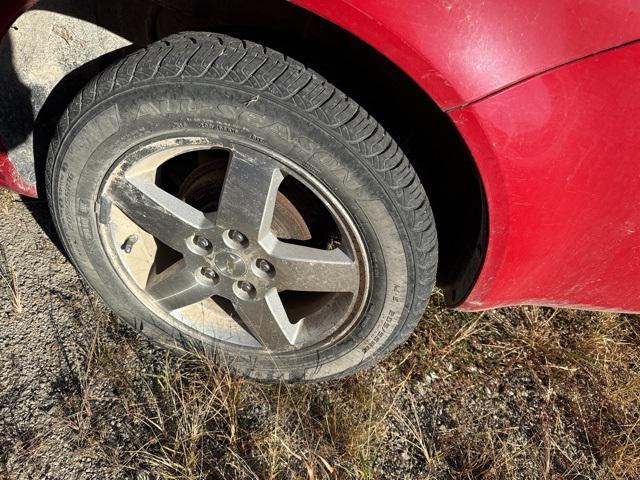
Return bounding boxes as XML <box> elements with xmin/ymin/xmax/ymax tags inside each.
<box><xmin>99</xmin><ymin>138</ymin><xmax>370</xmax><ymax>353</ymax></box>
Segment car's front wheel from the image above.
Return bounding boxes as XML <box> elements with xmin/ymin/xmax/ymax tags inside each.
<box><xmin>46</xmin><ymin>32</ymin><xmax>437</xmax><ymax>382</ymax></box>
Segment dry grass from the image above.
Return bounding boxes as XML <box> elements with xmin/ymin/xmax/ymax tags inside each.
<box><xmin>0</xmin><ymin>190</ymin><xmax>21</xmax><ymax>313</ymax></box>
<box><xmin>125</xmin><ymin>352</ymin><xmax>403</xmax><ymax>479</ymax></box>
<box><xmin>0</xmin><ymin>189</ymin><xmax>15</xmax><ymax>215</ymax></box>
<box><xmin>26</xmin><ymin>298</ymin><xmax>399</xmax><ymax>479</ymax></box>
<box><xmin>385</xmin><ymin>301</ymin><xmax>640</xmax><ymax>479</ymax></box>
<box><xmin>0</xmin><ymin>243</ymin><xmax>22</xmax><ymax>314</ymax></box>
<box><xmin>5</xmin><ymin>288</ymin><xmax>640</xmax><ymax>479</ymax></box>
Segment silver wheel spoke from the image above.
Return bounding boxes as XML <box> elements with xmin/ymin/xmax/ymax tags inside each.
<box><xmin>108</xmin><ymin>176</ymin><xmax>213</xmax><ymax>252</ymax></box>
<box><xmin>269</xmin><ymin>239</ymin><xmax>359</xmax><ymax>293</ymax></box>
<box><xmin>234</xmin><ymin>289</ymin><xmax>302</xmax><ymax>350</ymax></box>
<box><xmin>146</xmin><ymin>261</ymin><xmax>217</xmax><ymax>311</ymax></box>
<box><xmin>215</xmin><ymin>147</ymin><xmax>284</xmax><ymax>241</ymax></box>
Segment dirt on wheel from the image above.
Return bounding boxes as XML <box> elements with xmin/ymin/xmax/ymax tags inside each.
<box><xmin>0</xmin><ymin>191</ymin><xmax>638</xmax><ymax>479</ymax></box>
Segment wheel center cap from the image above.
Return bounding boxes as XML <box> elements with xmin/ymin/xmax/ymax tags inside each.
<box><xmin>214</xmin><ymin>251</ymin><xmax>246</xmax><ymax>278</ymax></box>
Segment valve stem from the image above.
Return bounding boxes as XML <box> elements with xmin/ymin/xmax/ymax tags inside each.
<box><xmin>122</xmin><ymin>234</ymin><xmax>139</xmax><ymax>254</ymax></box>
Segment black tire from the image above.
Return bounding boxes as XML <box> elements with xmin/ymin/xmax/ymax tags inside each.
<box><xmin>45</xmin><ymin>32</ymin><xmax>437</xmax><ymax>382</ymax></box>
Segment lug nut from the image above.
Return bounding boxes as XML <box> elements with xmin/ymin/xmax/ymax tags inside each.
<box><xmin>234</xmin><ymin>281</ymin><xmax>257</xmax><ymax>300</ymax></box>
<box><xmin>200</xmin><ymin>267</ymin><xmax>218</xmax><ymax>282</ymax></box>
<box><xmin>256</xmin><ymin>258</ymin><xmax>274</xmax><ymax>274</ymax></box>
<box><xmin>193</xmin><ymin>235</ymin><xmax>212</xmax><ymax>251</ymax></box>
<box><xmin>229</xmin><ymin>230</ymin><xmax>246</xmax><ymax>245</ymax></box>
<box><xmin>238</xmin><ymin>281</ymin><xmax>255</xmax><ymax>294</ymax></box>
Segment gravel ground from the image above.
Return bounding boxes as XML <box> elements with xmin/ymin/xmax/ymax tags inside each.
<box><xmin>0</xmin><ymin>192</ymin><xmax>638</xmax><ymax>479</ymax></box>
<box><xmin>0</xmin><ymin>194</ymin><xmax>157</xmax><ymax>478</ymax></box>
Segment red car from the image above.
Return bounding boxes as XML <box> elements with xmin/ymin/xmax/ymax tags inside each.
<box><xmin>1</xmin><ymin>0</ymin><xmax>639</xmax><ymax>382</ymax></box>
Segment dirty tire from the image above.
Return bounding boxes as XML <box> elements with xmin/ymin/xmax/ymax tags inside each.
<box><xmin>45</xmin><ymin>32</ymin><xmax>437</xmax><ymax>382</ymax></box>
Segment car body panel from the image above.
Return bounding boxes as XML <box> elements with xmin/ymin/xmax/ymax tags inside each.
<box><xmin>291</xmin><ymin>0</ymin><xmax>640</xmax><ymax>109</ymax></box>
<box><xmin>453</xmin><ymin>40</ymin><xmax>640</xmax><ymax>311</ymax></box>
<box><xmin>0</xmin><ymin>145</ymin><xmax>36</xmax><ymax>197</ymax></box>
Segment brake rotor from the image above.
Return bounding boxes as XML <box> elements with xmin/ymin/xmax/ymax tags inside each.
<box><xmin>178</xmin><ymin>160</ymin><xmax>312</xmax><ymax>241</ymax></box>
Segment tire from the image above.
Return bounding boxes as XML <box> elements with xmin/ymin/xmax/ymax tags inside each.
<box><xmin>45</xmin><ymin>32</ymin><xmax>437</xmax><ymax>382</ymax></box>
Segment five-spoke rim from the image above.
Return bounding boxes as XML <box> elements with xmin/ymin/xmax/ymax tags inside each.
<box><xmin>99</xmin><ymin>138</ymin><xmax>369</xmax><ymax>353</ymax></box>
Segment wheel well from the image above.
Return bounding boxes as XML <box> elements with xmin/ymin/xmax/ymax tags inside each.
<box><xmin>25</xmin><ymin>0</ymin><xmax>488</xmax><ymax>305</ymax></box>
